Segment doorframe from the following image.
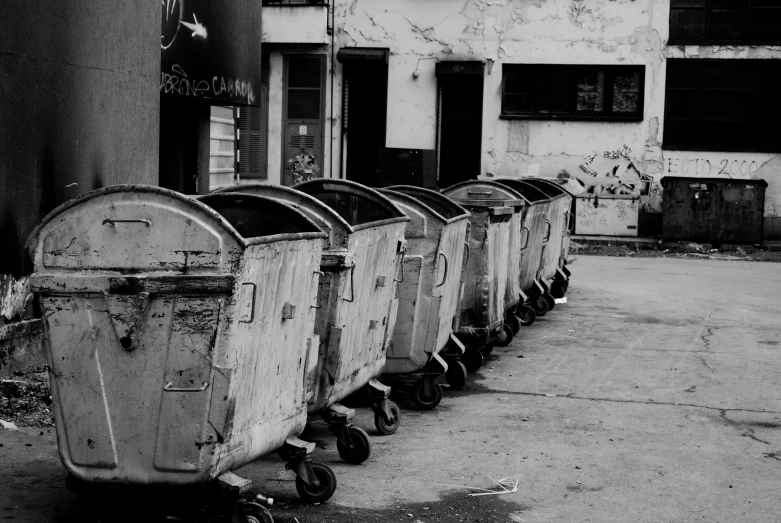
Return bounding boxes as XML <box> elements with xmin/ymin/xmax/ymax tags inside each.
<box><xmin>281</xmin><ymin>53</ymin><xmax>327</xmax><ymax>186</ymax></box>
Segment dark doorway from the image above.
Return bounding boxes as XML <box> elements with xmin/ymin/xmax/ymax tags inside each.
<box><xmin>437</xmin><ymin>65</ymin><xmax>484</xmax><ymax>189</ymax></box>
<box><xmin>159</xmin><ymin>95</ymin><xmax>208</xmax><ymax>194</ymax></box>
<box><xmin>342</xmin><ymin>58</ymin><xmax>388</xmax><ymax>187</ymax></box>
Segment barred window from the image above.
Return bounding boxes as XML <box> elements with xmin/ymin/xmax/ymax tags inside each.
<box><xmin>669</xmin><ymin>0</ymin><xmax>781</xmax><ymax>45</ymax></box>
<box><xmin>664</xmin><ymin>59</ymin><xmax>781</xmax><ymax>152</ymax></box>
<box><xmin>501</xmin><ymin>64</ymin><xmax>644</xmax><ymax>121</ymax></box>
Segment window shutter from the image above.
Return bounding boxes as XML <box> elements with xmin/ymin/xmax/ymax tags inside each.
<box><xmin>235</xmin><ymin>54</ymin><xmax>269</xmax><ymax>179</ymax></box>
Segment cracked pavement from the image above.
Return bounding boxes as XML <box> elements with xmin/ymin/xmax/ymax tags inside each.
<box><xmin>2</xmin><ymin>255</ymin><xmax>780</xmax><ymax>522</ymax></box>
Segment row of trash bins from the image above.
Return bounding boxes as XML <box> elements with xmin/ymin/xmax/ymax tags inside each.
<box><xmin>25</xmin><ymin>177</ymin><xmax>574</xmax><ymax>522</ymax></box>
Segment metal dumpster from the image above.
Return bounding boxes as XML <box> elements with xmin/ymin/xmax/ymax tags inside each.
<box><xmin>521</xmin><ymin>178</ymin><xmax>574</xmax><ymax>302</ymax></box>
<box><xmin>661</xmin><ymin>177</ymin><xmax>768</xmax><ymax>244</ymax></box>
<box><xmin>26</xmin><ymin>186</ymin><xmax>338</xmax><ymax>510</ymax></box>
<box><xmin>293</xmin><ymin>179</ymin><xmax>410</xmax><ymax>441</ymax></box>
<box><xmin>442</xmin><ymin>181</ymin><xmax>526</xmax><ymax>372</ymax></box>
<box><xmin>492</xmin><ymin>178</ymin><xmax>556</xmax><ymax>322</ymax></box>
<box><xmin>378</xmin><ymin>186</ymin><xmax>470</xmax><ymax>403</ymax></box>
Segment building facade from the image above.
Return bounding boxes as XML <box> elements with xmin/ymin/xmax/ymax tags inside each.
<box><xmin>239</xmin><ymin>0</ymin><xmax>780</xmax><ymax>238</ymax></box>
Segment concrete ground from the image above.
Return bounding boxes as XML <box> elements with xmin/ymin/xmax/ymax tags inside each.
<box><xmin>2</xmin><ymin>256</ymin><xmax>780</xmax><ymax>522</ymax></box>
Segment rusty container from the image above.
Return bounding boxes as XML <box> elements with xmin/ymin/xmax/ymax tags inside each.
<box><xmin>661</xmin><ymin>177</ymin><xmax>767</xmax><ymax>244</ymax></box>
<box><xmin>442</xmin><ymin>181</ymin><xmax>526</xmax><ymax>372</ymax></box>
<box><xmin>26</xmin><ymin>186</ymin><xmax>340</xmax><ymax>504</ymax></box>
<box><xmin>378</xmin><ymin>186</ymin><xmax>470</xmax><ymax>403</ymax></box>
<box><xmin>293</xmin><ymin>179</ymin><xmax>409</xmax><ymax>442</ymax></box>
<box><xmin>521</xmin><ymin>178</ymin><xmax>574</xmax><ymax>302</ymax></box>
<box><xmin>492</xmin><ymin>178</ymin><xmax>554</xmax><ymax>324</ymax></box>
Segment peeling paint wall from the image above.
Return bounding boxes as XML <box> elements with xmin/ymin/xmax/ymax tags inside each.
<box><xmin>330</xmin><ymin>0</ymin><xmax>781</xmax><ymax>238</ymax></box>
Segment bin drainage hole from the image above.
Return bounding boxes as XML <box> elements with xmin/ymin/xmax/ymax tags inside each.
<box><xmin>119</xmin><ymin>336</ymin><xmax>133</xmax><ymax>349</ymax></box>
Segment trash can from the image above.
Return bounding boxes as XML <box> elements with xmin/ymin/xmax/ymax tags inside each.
<box><xmin>442</xmin><ymin>181</ymin><xmax>526</xmax><ymax>372</ymax></box>
<box><xmin>293</xmin><ymin>179</ymin><xmax>410</xmax><ymax>442</ymax></box>
<box><xmin>491</xmin><ymin>178</ymin><xmax>555</xmax><ymax>322</ymax></box>
<box><xmin>26</xmin><ymin>186</ymin><xmax>337</xmax><ymax>511</ymax></box>
<box><xmin>520</xmin><ymin>178</ymin><xmax>574</xmax><ymax>302</ymax></box>
<box><xmin>661</xmin><ymin>177</ymin><xmax>768</xmax><ymax>244</ymax></box>
<box><xmin>378</xmin><ymin>186</ymin><xmax>470</xmax><ymax>402</ymax></box>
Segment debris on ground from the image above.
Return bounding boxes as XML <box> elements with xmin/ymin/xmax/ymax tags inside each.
<box><xmin>571</xmin><ymin>240</ymin><xmax>781</xmax><ymax>262</ymax></box>
<box><xmin>0</xmin><ymin>365</ymin><xmax>54</xmax><ymax>428</ymax></box>
<box><xmin>437</xmin><ymin>475</ymin><xmax>519</xmax><ymax>497</ymax></box>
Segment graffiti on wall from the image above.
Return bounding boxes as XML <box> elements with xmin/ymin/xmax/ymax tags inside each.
<box><xmin>289</xmin><ymin>153</ymin><xmax>319</xmax><ymax>185</ymax></box>
<box><xmin>665</xmin><ymin>157</ymin><xmax>761</xmax><ymax>178</ymax></box>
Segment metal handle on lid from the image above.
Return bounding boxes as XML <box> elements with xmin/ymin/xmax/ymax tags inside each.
<box><xmin>103</xmin><ymin>219</ymin><xmax>151</xmax><ymax>227</ymax></box>
<box><xmin>467</xmin><ymin>190</ymin><xmax>492</xmax><ymax>196</ymax></box>
<box><xmin>164</xmin><ymin>382</ymin><xmax>209</xmax><ymax>392</ymax></box>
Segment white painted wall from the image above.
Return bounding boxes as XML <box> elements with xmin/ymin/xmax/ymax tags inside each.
<box><xmin>328</xmin><ymin>0</ymin><xmax>781</xmax><ymax>237</ymax></box>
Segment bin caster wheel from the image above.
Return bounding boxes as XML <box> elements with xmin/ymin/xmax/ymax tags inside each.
<box><xmin>495</xmin><ymin>324</ymin><xmax>514</xmax><ymax>347</ymax></box>
<box><xmin>506</xmin><ymin>314</ymin><xmax>522</xmax><ymax>335</ymax></box>
<box><xmin>295</xmin><ymin>462</ymin><xmax>337</xmax><ymax>503</ymax></box>
<box><xmin>374</xmin><ymin>401</ymin><xmax>401</xmax><ymax>435</ymax></box>
<box><xmin>462</xmin><ymin>350</ymin><xmax>483</xmax><ymax>373</ymax></box>
<box><xmin>243</xmin><ymin>502</ymin><xmax>274</xmax><ymax>523</ymax></box>
<box><xmin>337</xmin><ymin>426</ymin><xmax>372</xmax><ymax>464</ymax></box>
<box><xmin>532</xmin><ymin>295</ymin><xmax>549</xmax><ymax>317</ymax></box>
<box><xmin>412</xmin><ymin>380</ymin><xmax>442</xmax><ymax>410</ymax></box>
<box><xmin>551</xmin><ymin>281</ymin><xmax>567</xmax><ymax>299</ymax></box>
<box><xmin>480</xmin><ymin>342</ymin><xmax>495</xmax><ymax>356</ymax></box>
<box><xmin>519</xmin><ymin>305</ymin><xmax>536</xmax><ymax>326</ymax></box>
<box><xmin>544</xmin><ymin>293</ymin><xmax>555</xmax><ymax>311</ymax></box>
<box><xmin>445</xmin><ymin>361</ymin><xmax>468</xmax><ymax>390</ymax></box>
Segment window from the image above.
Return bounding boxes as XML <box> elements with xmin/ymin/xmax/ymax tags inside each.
<box><xmin>501</xmin><ymin>64</ymin><xmax>644</xmax><ymax>121</ymax></box>
<box><xmin>669</xmin><ymin>0</ymin><xmax>781</xmax><ymax>45</ymax></box>
<box><xmin>236</xmin><ymin>53</ymin><xmax>269</xmax><ymax>178</ymax></box>
<box><xmin>664</xmin><ymin>59</ymin><xmax>781</xmax><ymax>152</ymax></box>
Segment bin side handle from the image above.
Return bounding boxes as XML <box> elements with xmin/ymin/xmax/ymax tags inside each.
<box><xmin>520</xmin><ymin>226</ymin><xmax>530</xmax><ymax>250</ymax></box>
<box><xmin>164</xmin><ymin>382</ymin><xmax>209</xmax><ymax>392</ymax></box>
<box><xmin>565</xmin><ymin>211</ymin><xmax>574</xmax><ymax>233</ymax></box>
<box><xmin>311</xmin><ymin>270</ymin><xmax>325</xmax><ymax>309</ymax></box>
<box><xmin>461</xmin><ymin>242</ymin><xmax>470</xmax><ymax>272</ymax></box>
<box><xmin>543</xmin><ymin>219</ymin><xmax>551</xmax><ymax>243</ymax></box>
<box><xmin>436</xmin><ymin>252</ymin><xmax>449</xmax><ymax>288</ymax></box>
<box><xmin>343</xmin><ymin>263</ymin><xmax>356</xmax><ymax>302</ymax></box>
<box><xmin>103</xmin><ymin>219</ymin><xmax>151</xmax><ymax>227</ymax></box>
<box><xmin>393</xmin><ymin>247</ymin><xmax>406</xmax><ymax>283</ymax></box>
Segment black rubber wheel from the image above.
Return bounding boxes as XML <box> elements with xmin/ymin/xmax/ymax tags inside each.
<box><xmin>550</xmin><ymin>281</ymin><xmax>566</xmax><ymax>299</ymax></box>
<box><xmin>519</xmin><ymin>305</ymin><xmax>536</xmax><ymax>327</ymax></box>
<box><xmin>480</xmin><ymin>342</ymin><xmax>495</xmax><ymax>356</ymax></box>
<box><xmin>411</xmin><ymin>380</ymin><xmax>442</xmax><ymax>410</ymax></box>
<box><xmin>462</xmin><ymin>349</ymin><xmax>483</xmax><ymax>372</ymax></box>
<box><xmin>495</xmin><ymin>324</ymin><xmax>513</xmax><ymax>347</ymax></box>
<box><xmin>243</xmin><ymin>502</ymin><xmax>274</xmax><ymax>523</ymax></box>
<box><xmin>374</xmin><ymin>401</ymin><xmax>401</xmax><ymax>435</ymax></box>
<box><xmin>336</xmin><ymin>426</ymin><xmax>372</xmax><ymax>464</ymax></box>
<box><xmin>544</xmin><ymin>293</ymin><xmax>555</xmax><ymax>311</ymax></box>
<box><xmin>506</xmin><ymin>314</ymin><xmax>522</xmax><ymax>335</ymax></box>
<box><xmin>445</xmin><ymin>360</ymin><xmax>468</xmax><ymax>389</ymax></box>
<box><xmin>533</xmin><ymin>295</ymin><xmax>549</xmax><ymax>317</ymax></box>
<box><xmin>295</xmin><ymin>462</ymin><xmax>337</xmax><ymax>503</ymax></box>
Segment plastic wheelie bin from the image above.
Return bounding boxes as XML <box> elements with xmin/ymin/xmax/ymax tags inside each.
<box><xmin>377</xmin><ymin>186</ymin><xmax>470</xmax><ymax>403</ymax></box>
<box><xmin>492</xmin><ymin>178</ymin><xmax>556</xmax><ymax>321</ymax></box>
<box><xmin>441</xmin><ymin>181</ymin><xmax>526</xmax><ymax>372</ymax></box>
<box><xmin>522</xmin><ymin>178</ymin><xmax>574</xmax><ymax>302</ymax></box>
<box><xmin>208</xmin><ymin>183</ymin><xmax>404</xmax><ymax>465</ymax></box>
<box><xmin>292</xmin><ymin>179</ymin><xmax>410</xmax><ymax>443</ymax></box>
<box><xmin>26</xmin><ymin>186</ymin><xmax>335</xmax><ymax>519</ymax></box>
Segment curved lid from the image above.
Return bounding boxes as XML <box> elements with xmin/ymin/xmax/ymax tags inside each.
<box><xmin>491</xmin><ymin>178</ymin><xmax>554</xmax><ymax>203</ymax></box>
<box><xmin>523</xmin><ymin>177</ymin><xmax>573</xmax><ymax>198</ymax></box>
<box><xmin>294</xmin><ymin>179</ymin><xmax>409</xmax><ymax>230</ymax></box>
<box><xmin>26</xmin><ymin>185</ymin><xmax>249</xmax><ymax>273</ymax></box>
<box><xmin>442</xmin><ymin>180</ymin><xmax>527</xmax><ymax>208</ymax></box>
<box><xmin>197</xmin><ymin>193</ymin><xmax>326</xmax><ymax>244</ymax></box>
<box><xmin>208</xmin><ymin>184</ymin><xmax>351</xmax><ymax>249</ymax></box>
<box><xmin>385</xmin><ymin>185</ymin><xmax>470</xmax><ymax>221</ymax></box>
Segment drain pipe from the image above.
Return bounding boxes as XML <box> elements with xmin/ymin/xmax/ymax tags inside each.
<box><xmin>329</xmin><ymin>0</ymin><xmax>337</xmax><ymax>179</ymax></box>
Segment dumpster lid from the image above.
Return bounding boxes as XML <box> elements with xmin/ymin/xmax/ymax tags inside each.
<box><xmin>198</xmin><ymin>193</ymin><xmax>327</xmax><ymax>245</ymax></box>
<box><xmin>25</xmin><ymin>185</ymin><xmax>256</xmax><ymax>273</ymax></box>
<box><xmin>293</xmin><ymin>179</ymin><xmax>409</xmax><ymax>231</ymax></box>
<box><xmin>442</xmin><ymin>181</ymin><xmax>526</xmax><ymax>208</ymax></box>
<box><xmin>491</xmin><ymin>178</ymin><xmax>554</xmax><ymax>203</ymax></box>
<box><xmin>522</xmin><ymin>177</ymin><xmax>574</xmax><ymax>198</ymax></box>
<box><xmin>385</xmin><ymin>185</ymin><xmax>470</xmax><ymax>222</ymax></box>
<box><xmin>208</xmin><ymin>184</ymin><xmax>351</xmax><ymax>249</ymax></box>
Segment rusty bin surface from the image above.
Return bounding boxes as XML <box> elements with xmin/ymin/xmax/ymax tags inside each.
<box><xmin>661</xmin><ymin>177</ymin><xmax>767</xmax><ymax>244</ymax></box>
<box><xmin>379</xmin><ymin>187</ymin><xmax>470</xmax><ymax>375</ymax></box>
<box><xmin>26</xmin><ymin>186</ymin><xmax>326</xmax><ymax>488</ymax></box>
<box><xmin>442</xmin><ymin>181</ymin><xmax>526</xmax><ymax>349</ymax></box>
<box><xmin>492</xmin><ymin>179</ymin><xmax>554</xmax><ymax>298</ymax></box>
<box><xmin>292</xmin><ymin>179</ymin><xmax>409</xmax><ymax>414</ymax></box>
